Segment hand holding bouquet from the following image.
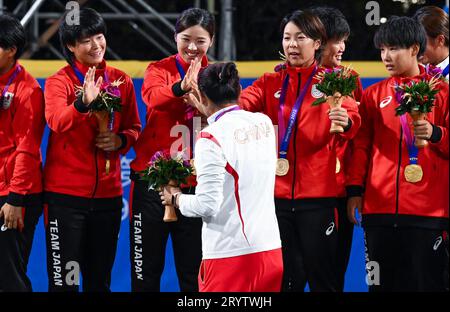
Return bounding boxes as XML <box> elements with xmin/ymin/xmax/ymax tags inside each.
<box><xmin>140</xmin><ymin>150</ymin><xmax>194</xmax><ymax>222</ymax></box>
<box><xmin>312</xmin><ymin>66</ymin><xmax>359</xmax><ymax>133</ymax></box>
<box><xmin>394</xmin><ymin>77</ymin><xmax>439</xmax><ymax>148</ymax></box>
<box><xmin>75</xmin><ymin>67</ymin><xmax>124</xmax><ymax>174</ymax></box>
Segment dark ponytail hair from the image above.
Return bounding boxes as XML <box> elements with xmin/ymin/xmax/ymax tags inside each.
<box><xmin>198</xmin><ymin>62</ymin><xmax>240</xmax><ymax>106</ymax></box>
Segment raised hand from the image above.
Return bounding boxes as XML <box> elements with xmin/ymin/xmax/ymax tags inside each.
<box><xmin>82</xmin><ymin>66</ymin><xmax>103</xmax><ymax>105</ymax></box>
<box><xmin>180</xmin><ymin>58</ymin><xmax>202</xmax><ymax>92</ymax></box>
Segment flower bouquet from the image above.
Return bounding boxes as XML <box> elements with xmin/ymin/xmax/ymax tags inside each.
<box><xmin>394</xmin><ymin>77</ymin><xmax>440</xmax><ymax>148</ymax></box>
<box><xmin>75</xmin><ymin>77</ymin><xmax>124</xmax><ymax>174</ymax></box>
<box><xmin>312</xmin><ymin>66</ymin><xmax>359</xmax><ymax>133</ymax></box>
<box><xmin>140</xmin><ymin>150</ymin><xmax>194</xmax><ymax>222</ymax></box>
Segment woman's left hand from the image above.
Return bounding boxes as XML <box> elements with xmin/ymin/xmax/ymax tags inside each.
<box><xmin>159</xmin><ymin>185</ymin><xmax>182</xmax><ymax>206</ymax></box>
<box><xmin>95</xmin><ymin>131</ymin><xmax>122</xmax><ymax>151</ymax></box>
<box><xmin>329</xmin><ymin>107</ymin><xmax>349</xmax><ymax>128</ymax></box>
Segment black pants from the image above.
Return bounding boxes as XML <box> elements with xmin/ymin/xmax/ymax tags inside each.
<box><xmin>0</xmin><ymin>194</ymin><xmax>42</xmax><ymax>292</ymax></box>
<box><xmin>364</xmin><ymin>226</ymin><xmax>447</xmax><ymax>292</ymax></box>
<box><xmin>275</xmin><ymin>198</ymin><xmax>339</xmax><ymax>292</ymax></box>
<box><xmin>129</xmin><ymin>178</ymin><xmax>202</xmax><ymax>292</ymax></box>
<box><xmin>44</xmin><ymin>192</ymin><xmax>122</xmax><ymax>292</ymax></box>
<box><xmin>336</xmin><ymin>197</ymin><xmax>354</xmax><ymax>291</ymax></box>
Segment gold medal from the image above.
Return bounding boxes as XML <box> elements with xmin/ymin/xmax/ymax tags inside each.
<box><xmin>190</xmin><ymin>158</ymin><xmax>196</xmax><ymax>176</ymax></box>
<box><xmin>404</xmin><ymin>164</ymin><xmax>423</xmax><ymax>183</ymax></box>
<box><xmin>336</xmin><ymin>157</ymin><xmax>341</xmax><ymax>174</ymax></box>
<box><xmin>276</xmin><ymin>158</ymin><xmax>289</xmax><ymax>176</ymax></box>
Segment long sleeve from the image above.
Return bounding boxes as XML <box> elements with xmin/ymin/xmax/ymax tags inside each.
<box><xmin>7</xmin><ymin>87</ymin><xmax>45</xmax><ymax>206</ymax></box>
<box><xmin>141</xmin><ymin>62</ymin><xmax>181</xmax><ymax>112</ymax></box>
<box><xmin>45</xmin><ymin>75</ymin><xmax>87</xmax><ymax>133</ymax></box>
<box><xmin>179</xmin><ymin>138</ymin><xmax>227</xmax><ymax>218</ymax></box>
<box><xmin>347</xmin><ymin>90</ymin><xmax>374</xmax><ymax>193</ymax></box>
<box><xmin>339</xmin><ymin>96</ymin><xmax>361</xmax><ymax>140</ymax></box>
<box><xmin>239</xmin><ymin>75</ymin><xmax>266</xmax><ymax>112</ymax></box>
<box><xmin>429</xmin><ymin>88</ymin><xmax>449</xmax><ymax>158</ymax></box>
<box><xmin>117</xmin><ymin>75</ymin><xmax>141</xmax><ymax>154</ymax></box>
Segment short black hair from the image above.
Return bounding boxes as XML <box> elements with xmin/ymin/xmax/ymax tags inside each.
<box><xmin>175</xmin><ymin>8</ymin><xmax>215</xmax><ymax>38</ymax></box>
<box><xmin>374</xmin><ymin>16</ymin><xmax>426</xmax><ymax>57</ymax></box>
<box><xmin>308</xmin><ymin>7</ymin><xmax>350</xmax><ymax>41</ymax></box>
<box><xmin>0</xmin><ymin>14</ymin><xmax>26</xmax><ymax>60</ymax></box>
<box><xmin>59</xmin><ymin>8</ymin><xmax>106</xmax><ymax>64</ymax></box>
<box><xmin>198</xmin><ymin>62</ymin><xmax>240</xmax><ymax>106</ymax></box>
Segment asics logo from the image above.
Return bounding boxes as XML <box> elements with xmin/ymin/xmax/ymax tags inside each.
<box><xmin>1</xmin><ymin>224</ymin><xmax>8</xmax><ymax>232</ymax></box>
<box><xmin>379</xmin><ymin>96</ymin><xmax>392</xmax><ymax>108</ymax></box>
<box><xmin>325</xmin><ymin>222</ymin><xmax>335</xmax><ymax>236</ymax></box>
<box><xmin>433</xmin><ymin>236</ymin><xmax>443</xmax><ymax>251</ymax></box>
<box><xmin>274</xmin><ymin>90</ymin><xmax>281</xmax><ymax>99</ymax></box>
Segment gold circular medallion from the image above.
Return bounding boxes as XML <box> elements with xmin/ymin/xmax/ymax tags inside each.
<box><xmin>404</xmin><ymin>164</ymin><xmax>423</xmax><ymax>183</ymax></box>
<box><xmin>276</xmin><ymin>158</ymin><xmax>289</xmax><ymax>176</ymax></box>
<box><xmin>336</xmin><ymin>157</ymin><xmax>341</xmax><ymax>174</ymax></box>
<box><xmin>190</xmin><ymin>158</ymin><xmax>196</xmax><ymax>176</ymax></box>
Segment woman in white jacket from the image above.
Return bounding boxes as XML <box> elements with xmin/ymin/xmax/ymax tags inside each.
<box><xmin>160</xmin><ymin>62</ymin><xmax>283</xmax><ymax>292</ymax></box>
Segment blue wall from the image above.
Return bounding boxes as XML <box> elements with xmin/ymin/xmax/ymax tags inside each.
<box><xmin>27</xmin><ymin>77</ymin><xmax>383</xmax><ymax>292</ymax></box>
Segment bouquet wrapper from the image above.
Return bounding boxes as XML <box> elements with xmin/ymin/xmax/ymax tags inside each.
<box><xmin>327</xmin><ymin>92</ymin><xmax>345</xmax><ymax>133</ymax></box>
<box><xmin>410</xmin><ymin>111</ymin><xmax>428</xmax><ymax>148</ymax></box>
<box><xmin>163</xmin><ymin>180</ymin><xmax>178</xmax><ymax>222</ymax></box>
<box><xmin>94</xmin><ymin>111</ymin><xmax>111</xmax><ymax>174</ymax></box>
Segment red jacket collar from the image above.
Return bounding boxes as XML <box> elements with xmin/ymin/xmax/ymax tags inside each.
<box><xmin>175</xmin><ymin>54</ymin><xmax>208</xmax><ymax>71</ymax></box>
<box><xmin>392</xmin><ymin>65</ymin><xmax>428</xmax><ymax>85</ymax></box>
<box><xmin>285</xmin><ymin>60</ymin><xmax>319</xmax><ymax>78</ymax></box>
<box><xmin>0</xmin><ymin>62</ymin><xmax>20</xmax><ymax>84</ymax></box>
<box><xmin>72</xmin><ymin>59</ymin><xmax>107</xmax><ymax>76</ymax></box>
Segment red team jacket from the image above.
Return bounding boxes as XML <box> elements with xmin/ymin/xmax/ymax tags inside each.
<box><xmin>240</xmin><ymin>61</ymin><xmax>361</xmax><ymax>200</ymax></box>
<box><xmin>44</xmin><ymin>60</ymin><xmax>141</xmax><ymax>198</ymax></box>
<box><xmin>0</xmin><ymin>63</ymin><xmax>45</xmax><ymax>206</ymax></box>
<box><xmin>131</xmin><ymin>54</ymin><xmax>208</xmax><ymax>179</ymax></box>
<box><xmin>347</xmin><ymin>65</ymin><xmax>449</xmax><ymax>228</ymax></box>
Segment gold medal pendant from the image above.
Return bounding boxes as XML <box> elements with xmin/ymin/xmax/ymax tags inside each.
<box><xmin>276</xmin><ymin>158</ymin><xmax>289</xmax><ymax>176</ymax></box>
<box><xmin>404</xmin><ymin>164</ymin><xmax>423</xmax><ymax>183</ymax></box>
<box><xmin>190</xmin><ymin>159</ymin><xmax>196</xmax><ymax>176</ymax></box>
<box><xmin>336</xmin><ymin>157</ymin><xmax>341</xmax><ymax>174</ymax></box>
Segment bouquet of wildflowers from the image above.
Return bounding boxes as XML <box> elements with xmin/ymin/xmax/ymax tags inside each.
<box><xmin>75</xmin><ymin>77</ymin><xmax>124</xmax><ymax>174</ymax></box>
<box><xmin>394</xmin><ymin>76</ymin><xmax>440</xmax><ymax>147</ymax></box>
<box><xmin>312</xmin><ymin>66</ymin><xmax>358</xmax><ymax>106</ymax></box>
<box><xmin>140</xmin><ymin>150</ymin><xmax>194</xmax><ymax>222</ymax></box>
<box><xmin>312</xmin><ymin>66</ymin><xmax>359</xmax><ymax>133</ymax></box>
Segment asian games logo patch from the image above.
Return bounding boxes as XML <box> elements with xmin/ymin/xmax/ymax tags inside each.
<box><xmin>1</xmin><ymin>92</ymin><xmax>14</xmax><ymax>109</ymax></box>
<box><xmin>311</xmin><ymin>84</ymin><xmax>324</xmax><ymax>99</ymax></box>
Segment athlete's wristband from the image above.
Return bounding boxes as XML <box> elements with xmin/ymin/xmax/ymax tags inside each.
<box><xmin>172</xmin><ymin>192</ymin><xmax>182</xmax><ymax>209</ymax></box>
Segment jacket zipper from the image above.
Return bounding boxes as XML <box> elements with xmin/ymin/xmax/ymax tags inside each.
<box><xmin>394</xmin><ymin>125</ymin><xmax>403</xmax><ymax>227</ymax></box>
<box><xmin>291</xmin><ymin>73</ymin><xmax>302</xmax><ymax>202</ymax></box>
<box><xmin>92</xmin><ymin>149</ymin><xmax>99</xmax><ymax>198</ymax></box>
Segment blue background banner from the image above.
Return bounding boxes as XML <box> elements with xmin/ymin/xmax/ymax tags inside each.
<box><xmin>27</xmin><ymin>77</ymin><xmax>383</xmax><ymax>292</ymax></box>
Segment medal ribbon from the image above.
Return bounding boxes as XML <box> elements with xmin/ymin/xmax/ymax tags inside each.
<box><xmin>278</xmin><ymin>67</ymin><xmax>317</xmax><ymax>159</ymax></box>
<box><xmin>442</xmin><ymin>63</ymin><xmax>449</xmax><ymax>78</ymax></box>
<box><xmin>214</xmin><ymin>105</ymin><xmax>240</xmax><ymax>122</ymax></box>
<box><xmin>399</xmin><ymin>114</ymin><xmax>419</xmax><ymax>165</ymax></box>
<box><xmin>1</xmin><ymin>65</ymin><xmax>22</xmax><ymax>107</ymax></box>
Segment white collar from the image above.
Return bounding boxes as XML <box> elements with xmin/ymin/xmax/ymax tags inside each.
<box><xmin>207</xmin><ymin>105</ymin><xmax>239</xmax><ymax>125</ymax></box>
<box><xmin>437</xmin><ymin>55</ymin><xmax>449</xmax><ymax>72</ymax></box>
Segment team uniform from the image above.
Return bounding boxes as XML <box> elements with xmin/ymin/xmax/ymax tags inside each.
<box><xmin>329</xmin><ymin>66</ymin><xmax>364</xmax><ymax>291</ymax></box>
<box><xmin>129</xmin><ymin>54</ymin><xmax>206</xmax><ymax>291</ymax></box>
<box><xmin>436</xmin><ymin>56</ymin><xmax>449</xmax><ymax>80</ymax></box>
<box><xmin>179</xmin><ymin>106</ymin><xmax>283</xmax><ymax>292</ymax></box>
<box><xmin>0</xmin><ymin>63</ymin><xmax>45</xmax><ymax>291</ymax></box>
<box><xmin>347</xmin><ymin>65</ymin><xmax>449</xmax><ymax>291</ymax></box>
<box><xmin>240</xmin><ymin>61</ymin><xmax>361</xmax><ymax>291</ymax></box>
<box><xmin>43</xmin><ymin>60</ymin><xmax>141</xmax><ymax>291</ymax></box>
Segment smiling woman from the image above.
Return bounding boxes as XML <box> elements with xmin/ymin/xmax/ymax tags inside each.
<box><xmin>42</xmin><ymin>7</ymin><xmax>141</xmax><ymax>292</ymax></box>
<box><xmin>128</xmin><ymin>8</ymin><xmax>215</xmax><ymax>292</ymax></box>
